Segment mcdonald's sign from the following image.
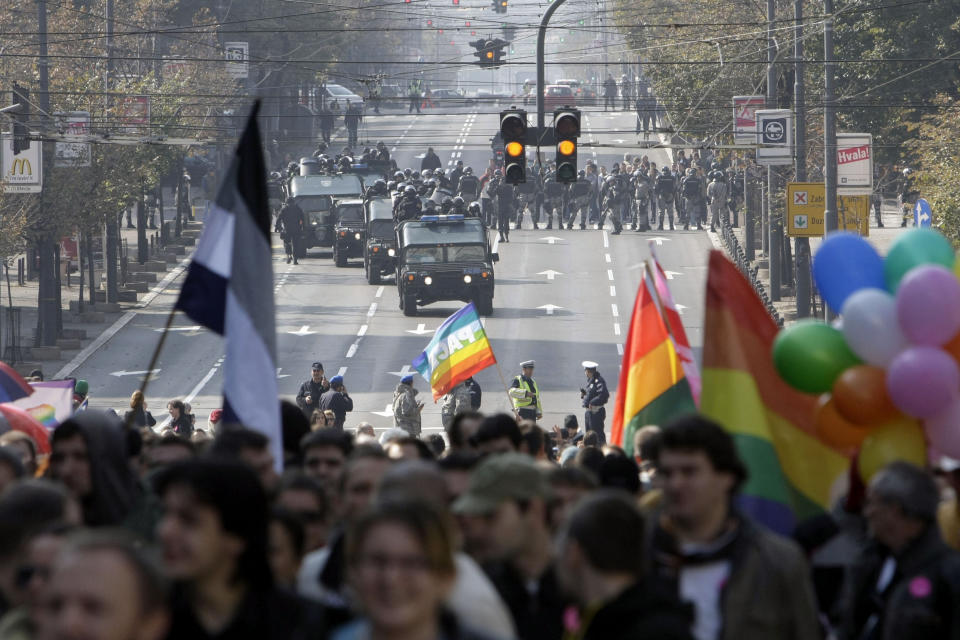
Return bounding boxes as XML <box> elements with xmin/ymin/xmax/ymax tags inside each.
<box><xmin>2</xmin><ymin>133</ymin><xmax>42</xmax><ymax>193</ymax></box>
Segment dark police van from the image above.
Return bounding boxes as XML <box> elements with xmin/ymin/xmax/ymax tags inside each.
<box><xmin>364</xmin><ymin>197</ymin><xmax>397</xmax><ymax>284</ymax></box>
<box><xmin>287</xmin><ymin>173</ymin><xmax>364</xmax><ymax>253</ymax></box>
<box><xmin>332</xmin><ymin>199</ymin><xmax>366</xmax><ymax>267</ymax></box>
<box><xmin>396</xmin><ymin>215</ymin><xmax>497</xmax><ymax>317</ymax></box>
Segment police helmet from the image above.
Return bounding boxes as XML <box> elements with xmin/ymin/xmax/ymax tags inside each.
<box><xmin>452</xmin><ymin>196</ymin><xmax>465</xmax><ymax>207</ymax></box>
<box><xmin>464</xmin><ymin>167</ymin><xmax>473</xmax><ymax>175</ymax></box>
<box><xmin>394</xmin><ymin>171</ymin><xmax>405</xmax><ymax>181</ymax></box>
<box><xmin>494</xmin><ymin>169</ymin><xmax>503</xmax><ymax>177</ymax></box>
<box><xmin>686</xmin><ymin>168</ymin><xmax>695</xmax><ymax>176</ymax></box>
<box><xmin>434</xmin><ymin>168</ymin><xmax>445</xmax><ymax>177</ymax></box>
<box><xmin>662</xmin><ymin>166</ymin><xmax>670</xmax><ymax>175</ymax></box>
<box><xmin>374</xmin><ymin>179</ymin><xmax>386</xmax><ymax>190</ymax></box>
<box><xmin>421</xmin><ymin>170</ymin><xmax>432</xmax><ymax>179</ymax></box>
<box><xmin>711</xmin><ymin>161</ymin><xmax>721</xmax><ymax>170</ymax></box>
<box><xmin>403</xmin><ymin>168</ymin><xmax>413</xmax><ymax>177</ymax></box>
<box><xmin>442</xmin><ymin>196</ymin><xmax>454</xmax><ymax>206</ymax></box>
<box><xmin>377</xmin><ymin>140</ymin><xmax>386</xmax><ymax>148</ymax></box>
<box><xmin>605</xmin><ymin>175</ymin><xmax>616</xmax><ymax>184</ymax></box>
<box><xmin>387</xmin><ymin>180</ymin><xmax>397</xmax><ymax>191</ymax></box>
<box><xmin>339</xmin><ymin>156</ymin><xmax>353</xmax><ymax>170</ymax></box>
<box><xmin>468</xmin><ymin>202</ymin><xmax>481</xmax><ymax>214</ymax></box>
<box><xmin>578</xmin><ymin>170</ymin><xmax>586</xmax><ymax>178</ymax></box>
<box><xmin>404</xmin><ymin>185</ymin><xmax>417</xmax><ymax>196</ymax></box>
<box><xmin>424</xmin><ymin>200</ymin><xmax>437</xmax><ymax>210</ymax></box>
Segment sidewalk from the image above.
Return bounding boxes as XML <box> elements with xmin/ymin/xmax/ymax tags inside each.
<box><xmin>726</xmin><ymin>202</ymin><xmax>909</xmax><ymax>324</ymax></box>
<box><xmin>0</xmin><ymin>198</ymin><xmax>207</xmax><ymax>379</ymax></box>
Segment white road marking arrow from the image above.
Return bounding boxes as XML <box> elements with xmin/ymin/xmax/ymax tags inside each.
<box><xmin>650</xmin><ymin>237</ymin><xmax>671</xmax><ymax>246</ymax></box>
<box><xmin>537</xmin><ymin>270</ymin><xmax>563</xmax><ymax>280</ymax></box>
<box><xmin>371</xmin><ymin>404</ymin><xmax>395</xmax><ymax>417</ymax></box>
<box><xmin>675</xmin><ymin>304</ymin><xmax>687</xmax><ymax>315</ymax></box>
<box><xmin>405</xmin><ymin>324</ymin><xmax>434</xmax><ymax>335</ymax></box>
<box><xmin>155</xmin><ymin>326</ymin><xmax>200</xmax><ymax>333</ymax></box>
<box><xmin>288</xmin><ymin>325</ymin><xmax>317</xmax><ymax>337</ymax></box>
<box><xmin>388</xmin><ymin>365</ymin><xmax>414</xmax><ymax>378</ymax></box>
<box><xmin>276</xmin><ymin>368</ymin><xmax>290</xmax><ymax>379</ymax></box>
<box><xmin>538</xmin><ymin>304</ymin><xmax>564</xmax><ymax>315</ymax></box>
<box><xmin>110</xmin><ymin>369</ymin><xmax>161</xmax><ymax>378</ymax></box>
<box><xmin>540</xmin><ymin>236</ymin><xmax>563</xmax><ymax>245</ymax></box>
<box><xmin>663</xmin><ymin>270</ymin><xmax>682</xmax><ymax>280</ymax></box>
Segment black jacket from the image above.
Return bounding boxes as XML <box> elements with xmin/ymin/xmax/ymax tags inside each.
<box><xmin>840</xmin><ymin>525</ymin><xmax>960</xmax><ymax>640</ymax></box>
<box><xmin>166</xmin><ymin>586</ymin><xmax>330</xmax><ymax>640</ymax></box>
<box><xmin>484</xmin><ymin>561</ymin><xmax>568</xmax><ymax>640</ymax></box>
<box><xmin>123</xmin><ymin>407</ymin><xmax>156</xmax><ymax>428</ymax></box>
<box><xmin>579</xmin><ymin>581</ymin><xmax>694</xmax><ymax>640</ymax></box>
<box><xmin>421</xmin><ymin>152</ymin><xmax>442</xmax><ymax>171</ymax></box>
<box><xmin>318</xmin><ymin>388</ymin><xmax>353</xmax><ymax>430</ymax></box>
<box><xmin>296</xmin><ymin>378</ymin><xmax>329</xmax><ymax>415</ymax></box>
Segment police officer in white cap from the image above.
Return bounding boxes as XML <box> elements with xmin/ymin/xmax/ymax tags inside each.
<box><xmin>580</xmin><ymin>361</ymin><xmax>610</xmax><ymax>443</ymax></box>
<box><xmin>509</xmin><ymin>360</ymin><xmax>542</xmax><ymax>422</ymax></box>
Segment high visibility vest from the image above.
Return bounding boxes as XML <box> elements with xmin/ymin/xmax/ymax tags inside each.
<box><xmin>510</xmin><ymin>376</ymin><xmax>541</xmax><ymax>411</ymax></box>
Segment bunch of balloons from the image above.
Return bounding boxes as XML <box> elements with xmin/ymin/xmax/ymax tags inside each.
<box><xmin>773</xmin><ymin>228</ymin><xmax>960</xmax><ymax>481</ymax></box>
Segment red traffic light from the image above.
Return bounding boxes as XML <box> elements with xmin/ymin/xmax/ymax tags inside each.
<box><xmin>471</xmin><ymin>30</ymin><xmax>476</xmax><ymax>35</ymax></box>
<box><xmin>426</xmin><ymin>19</ymin><xmax>433</xmax><ymax>25</ymax></box>
<box><xmin>465</xmin><ymin>20</ymin><xmax>470</xmax><ymax>26</ymax></box>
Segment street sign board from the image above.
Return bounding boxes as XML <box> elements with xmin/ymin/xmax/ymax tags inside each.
<box><xmin>119</xmin><ymin>96</ymin><xmax>150</xmax><ymax>133</ymax></box>
<box><xmin>786</xmin><ymin>182</ymin><xmax>869</xmax><ymax>237</ymax></box>
<box><xmin>224</xmin><ymin>42</ymin><xmax>249</xmax><ymax>79</ymax></box>
<box><xmin>1</xmin><ymin>133</ymin><xmax>42</xmax><ymax>193</ymax></box>
<box><xmin>732</xmin><ymin>96</ymin><xmax>765</xmax><ymax>145</ymax></box>
<box><xmin>756</xmin><ymin>109</ymin><xmax>793</xmax><ymax>165</ymax></box>
<box><xmin>836</xmin><ymin>133</ymin><xmax>873</xmax><ymax>194</ymax></box>
<box><xmin>914</xmin><ymin>198</ymin><xmax>932</xmax><ymax>228</ymax></box>
<box><xmin>54</xmin><ymin>111</ymin><xmax>91</xmax><ymax>167</ymax></box>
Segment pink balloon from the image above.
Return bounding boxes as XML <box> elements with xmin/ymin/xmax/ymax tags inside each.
<box><xmin>926</xmin><ymin>398</ymin><xmax>960</xmax><ymax>459</ymax></box>
<box><xmin>886</xmin><ymin>346</ymin><xmax>960</xmax><ymax>418</ymax></box>
<box><xmin>896</xmin><ymin>265</ymin><xmax>960</xmax><ymax>346</ymax></box>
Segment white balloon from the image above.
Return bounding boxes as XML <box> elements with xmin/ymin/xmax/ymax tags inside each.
<box><xmin>841</xmin><ymin>288</ymin><xmax>907</xmax><ymax>368</ymax></box>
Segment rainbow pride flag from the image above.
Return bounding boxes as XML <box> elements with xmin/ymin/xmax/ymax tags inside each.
<box><xmin>612</xmin><ymin>262</ymin><xmax>697</xmax><ymax>456</ymax></box>
<box><xmin>701</xmin><ymin>251</ymin><xmax>849</xmax><ymax>534</ymax></box>
<box><xmin>412</xmin><ymin>302</ymin><xmax>497</xmax><ymax>401</ymax></box>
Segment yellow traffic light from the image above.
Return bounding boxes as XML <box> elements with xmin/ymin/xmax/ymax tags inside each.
<box><xmin>505</xmin><ymin>141</ymin><xmax>523</xmax><ymax>157</ymax></box>
<box><xmin>486</xmin><ymin>51</ymin><xmax>494</xmax><ymax>59</ymax></box>
<box><xmin>558</xmin><ymin>140</ymin><xmax>575</xmax><ymax>156</ymax></box>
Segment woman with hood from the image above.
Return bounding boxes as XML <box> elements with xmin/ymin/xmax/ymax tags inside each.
<box><xmin>392</xmin><ymin>375</ymin><xmax>423</xmax><ymax>436</ymax></box>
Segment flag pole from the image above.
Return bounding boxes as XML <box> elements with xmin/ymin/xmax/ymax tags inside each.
<box><xmin>493</xmin><ymin>359</ymin><xmax>518</xmax><ymax>418</ymax></box>
<box><xmin>124</xmin><ymin>305</ymin><xmax>177</xmax><ymax>431</ymax></box>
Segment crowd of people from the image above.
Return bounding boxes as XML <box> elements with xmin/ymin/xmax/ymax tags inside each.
<box><xmin>4</xmin><ymin>374</ymin><xmax>960</xmax><ymax>640</ymax></box>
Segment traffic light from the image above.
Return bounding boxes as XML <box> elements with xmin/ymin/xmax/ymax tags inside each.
<box><xmin>491</xmin><ymin>0</ymin><xmax>506</xmax><ymax>12</ymax></box>
<box><xmin>453</xmin><ymin>0</ymin><xmax>459</xmax><ymax>4</ymax></box>
<box><xmin>554</xmin><ymin>108</ymin><xmax>580</xmax><ymax>183</ymax></box>
<box><xmin>470</xmin><ymin>38</ymin><xmax>506</xmax><ymax>68</ymax></box>
<box><xmin>500</xmin><ymin>109</ymin><xmax>527</xmax><ymax>184</ymax></box>
<box><xmin>11</xmin><ymin>84</ymin><xmax>29</xmax><ymax>155</ymax></box>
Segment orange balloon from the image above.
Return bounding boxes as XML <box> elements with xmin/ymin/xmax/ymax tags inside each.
<box><xmin>831</xmin><ymin>365</ymin><xmax>899</xmax><ymax>425</ymax></box>
<box><xmin>815</xmin><ymin>394</ymin><xmax>873</xmax><ymax>454</ymax></box>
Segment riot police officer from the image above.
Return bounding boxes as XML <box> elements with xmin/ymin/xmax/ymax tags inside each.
<box><xmin>633</xmin><ymin>169</ymin><xmax>653</xmax><ymax>231</ymax></box>
<box><xmin>394</xmin><ymin>185</ymin><xmax>422</xmax><ymax>222</ymax></box>
<box><xmin>601</xmin><ymin>174</ymin><xmax>625</xmax><ymax>234</ymax></box>
<box><xmin>375</xmin><ymin>141</ymin><xmax>390</xmax><ymax>162</ymax></box>
<box><xmin>276</xmin><ymin>197</ymin><xmax>305</xmax><ymax>265</ymax></box>
<box><xmin>365</xmin><ymin>179</ymin><xmax>389</xmax><ymax>199</ymax></box>
<box><xmin>680</xmin><ymin>168</ymin><xmax>704</xmax><ymax>230</ymax></box>
<box><xmin>580</xmin><ymin>361</ymin><xmax>609</xmax><ymax>444</ymax></box>
<box><xmin>655</xmin><ymin>166</ymin><xmax>676</xmax><ymax>230</ymax></box>
<box><xmin>494</xmin><ymin>171</ymin><xmax>515</xmax><ymax>242</ymax></box>
<box><xmin>466</xmin><ymin>201</ymin><xmax>482</xmax><ymax>218</ymax></box>
<box><xmin>457</xmin><ymin>167</ymin><xmax>481</xmax><ymax>203</ymax></box>
<box><xmin>707</xmin><ymin>174</ymin><xmax>729</xmax><ymax>232</ymax></box>
<box><xmin>450</xmin><ymin>196</ymin><xmax>468</xmax><ymax>216</ymax></box>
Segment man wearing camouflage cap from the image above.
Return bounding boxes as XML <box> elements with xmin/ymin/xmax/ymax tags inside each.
<box><xmin>454</xmin><ymin>453</ymin><xmax>568</xmax><ymax>640</ymax></box>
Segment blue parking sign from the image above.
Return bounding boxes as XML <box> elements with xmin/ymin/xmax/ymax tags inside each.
<box><xmin>914</xmin><ymin>198</ymin><xmax>932</xmax><ymax>228</ymax></box>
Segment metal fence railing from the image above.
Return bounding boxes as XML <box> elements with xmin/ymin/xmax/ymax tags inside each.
<box><xmin>718</xmin><ymin>216</ymin><xmax>784</xmax><ymax>327</ymax></box>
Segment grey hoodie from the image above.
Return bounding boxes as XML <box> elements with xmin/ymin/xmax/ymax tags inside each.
<box><xmin>392</xmin><ymin>383</ymin><xmax>421</xmax><ymax>435</ymax></box>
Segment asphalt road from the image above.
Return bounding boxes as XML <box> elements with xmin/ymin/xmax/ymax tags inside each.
<box><xmin>71</xmin><ymin>106</ymin><xmax>717</xmax><ymax>438</ymax></box>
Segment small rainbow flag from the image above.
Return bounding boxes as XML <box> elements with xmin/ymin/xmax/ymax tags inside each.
<box><xmin>612</xmin><ymin>262</ymin><xmax>697</xmax><ymax>456</ymax></box>
<box><xmin>412</xmin><ymin>302</ymin><xmax>497</xmax><ymax>401</ymax></box>
<box><xmin>701</xmin><ymin>251</ymin><xmax>849</xmax><ymax>534</ymax></box>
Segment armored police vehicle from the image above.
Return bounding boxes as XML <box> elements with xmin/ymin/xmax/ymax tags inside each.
<box><xmin>396</xmin><ymin>214</ymin><xmax>497</xmax><ymax>317</ymax></box>
<box><xmin>332</xmin><ymin>199</ymin><xmax>366</xmax><ymax>267</ymax></box>
<box><xmin>287</xmin><ymin>173</ymin><xmax>364</xmax><ymax>252</ymax></box>
<box><xmin>363</xmin><ymin>197</ymin><xmax>397</xmax><ymax>284</ymax></box>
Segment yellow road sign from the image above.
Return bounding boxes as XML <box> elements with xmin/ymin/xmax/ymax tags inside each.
<box><xmin>786</xmin><ymin>182</ymin><xmax>869</xmax><ymax>237</ymax></box>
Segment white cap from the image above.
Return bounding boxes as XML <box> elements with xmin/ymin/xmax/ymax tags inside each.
<box><xmin>582</xmin><ymin>360</ymin><xmax>599</xmax><ymax>369</ymax></box>
<box><xmin>520</xmin><ymin>360</ymin><xmax>535</xmax><ymax>368</ymax></box>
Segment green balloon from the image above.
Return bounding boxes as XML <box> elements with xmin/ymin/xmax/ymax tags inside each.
<box><xmin>884</xmin><ymin>228</ymin><xmax>955</xmax><ymax>291</ymax></box>
<box><xmin>772</xmin><ymin>320</ymin><xmax>861</xmax><ymax>394</ymax></box>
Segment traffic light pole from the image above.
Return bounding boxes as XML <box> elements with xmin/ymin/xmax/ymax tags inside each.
<box><xmin>535</xmin><ymin>0</ymin><xmax>569</xmax><ymax>158</ymax></box>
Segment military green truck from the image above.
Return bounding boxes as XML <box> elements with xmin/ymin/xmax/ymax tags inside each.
<box><xmin>396</xmin><ymin>215</ymin><xmax>498</xmax><ymax>317</ymax></box>
<box><xmin>287</xmin><ymin>173</ymin><xmax>364</xmax><ymax>253</ymax></box>
<box><xmin>363</xmin><ymin>197</ymin><xmax>397</xmax><ymax>284</ymax></box>
<box><xmin>332</xmin><ymin>199</ymin><xmax>366</xmax><ymax>267</ymax></box>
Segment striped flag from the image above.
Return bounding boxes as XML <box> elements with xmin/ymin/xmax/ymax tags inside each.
<box><xmin>701</xmin><ymin>251</ymin><xmax>849</xmax><ymax>534</ymax></box>
<box><xmin>412</xmin><ymin>303</ymin><xmax>496</xmax><ymax>401</ymax></box>
<box><xmin>649</xmin><ymin>244</ymin><xmax>701</xmax><ymax>403</ymax></box>
<box><xmin>611</xmin><ymin>262</ymin><xmax>697</xmax><ymax>455</ymax></box>
<box><xmin>175</xmin><ymin>102</ymin><xmax>281</xmax><ymax>468</ymax></box>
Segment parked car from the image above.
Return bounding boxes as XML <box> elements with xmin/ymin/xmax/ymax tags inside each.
<box><xmin>430</xmin><ymin>89</ymin><xmax>474</xmax><ymax>107</ymax></box>
<box><xmin>321</xmin><ymin>84</ymin><xmax>364</xmax><ymax>109</ymax></box>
